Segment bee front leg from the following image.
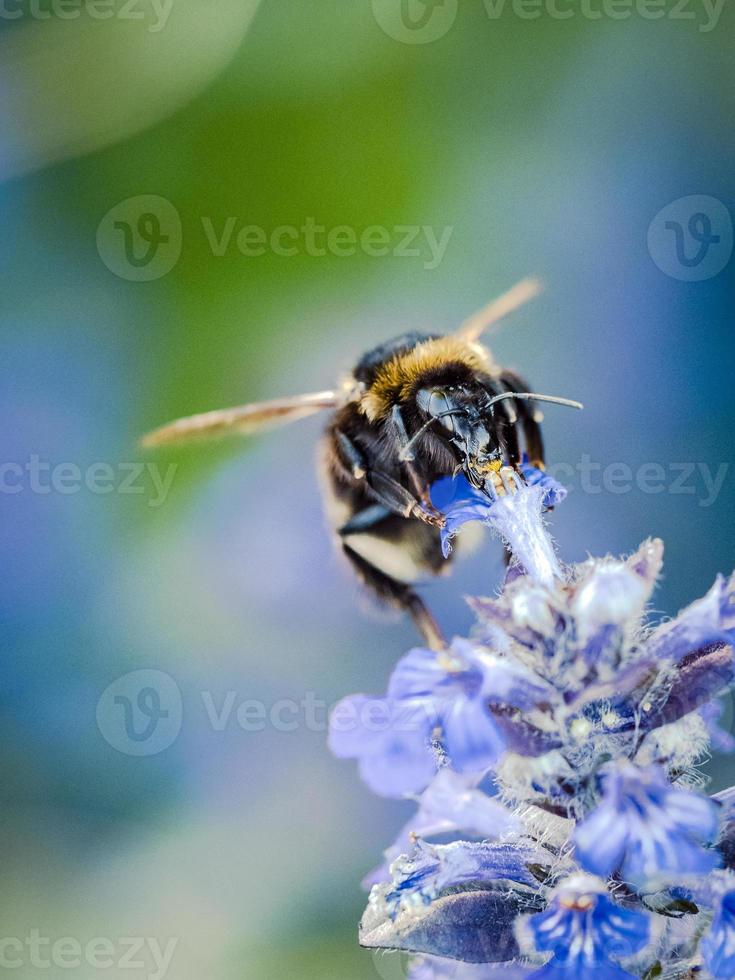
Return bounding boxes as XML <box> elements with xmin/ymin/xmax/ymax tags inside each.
<box><xmin>367</xmin><ymin>471</ymin><xmax>446</xmax><ymax>529</ymax></box>
<box><xmin>335</xmin><ymin>428</ymin><xmax>445</xmax><ymax>528</ymax></box>
<box><xmin>390</xmin><ymin>405</ymin><xmax>436</xmax><ymax>509</ymax></box>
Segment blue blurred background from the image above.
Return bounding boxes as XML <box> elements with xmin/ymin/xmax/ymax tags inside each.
<box><xmin>1</xmin><ymin>1</ymin><xmax>734</xmax><ymax>977</ymax></box>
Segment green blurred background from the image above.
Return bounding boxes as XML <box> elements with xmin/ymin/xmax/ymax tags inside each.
<box><xmin>1</xmin><ymin>1</ymin><xmax>734</xmax><ymax>977</ymax></box>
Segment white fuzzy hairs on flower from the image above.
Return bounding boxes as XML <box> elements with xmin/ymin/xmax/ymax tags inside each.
<box><xmin>329</xmin><ymin>479</ymin><xmax>735</xmax><ymax>979</ymax></box>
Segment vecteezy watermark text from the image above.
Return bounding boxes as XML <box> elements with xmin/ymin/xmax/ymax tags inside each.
<box><xmin>96</xmin><ymin>196</ymin><xmax>454</xmax><ymax>281</ymax></box>
<box><xmin>547</xmin><ymin>456</ymin><xmax>729</xmax><ymax>508</ymax></box>
<box><xmin>0</xmin><ymin>456</ymin><xmax>178</xmax><ymax>508</ymax></box>
<box><xmin>98</xmin><ymin>657</ymin><xmax>735</xmax><ymax>757</ymax></box>
<box><xmin>201</xmin><ymin>217</ymin><xmax>454</xmax><ymax>270</ymax></box>
<box><xmin>96</xmin><ymin>672</ymin><xmax>439</xmax><ymax>756</ymax></box>
<box><xmin>370</xmin><ymin>0</ymin><xmax>725</xmax><ymax>42</ymax></box>
<box><xmin>0</xmin><ymin>0</ymin><xmax>174</xmax><ymax>31</ymax></box>
<box><xmin>0</xmin><ymin>931</ymin><xmax>177</xmax><ymax>979</ymax></box>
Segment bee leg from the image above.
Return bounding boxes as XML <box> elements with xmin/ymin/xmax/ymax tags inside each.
<box><xmin>405</xmin><ymin>592</ymin><xmax>446</xmax><ymax>652</ymax></box>
<box><xmin>391</xmin><ymin>405</ymin><xmax>435</xmax><ymax>507</ymax></box>
<box><xmin>497</xmin><ymin>368</ymin><xmax>546</xmax><ymax>468</ymax></box>
<box><xmin>368</xmin><ymin>471</ymin><xmax>445</xmax><ymax>528</ymax></box>
<box><xmin>336</xmin><ymin>430</ymin><xmax>367</xmax><ymax>479</ymax></box>
<box><xmin>335</xmin><ymin>429</ymin><xmax>445</xmax><ymax>528</ymax></box>
<box><xmin>342</xmin><ymin>543</ymin><xmax>446</xmax><ymax>651</ymax></box>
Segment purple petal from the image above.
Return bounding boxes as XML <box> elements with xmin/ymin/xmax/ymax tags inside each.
<box><xmin>329</xmin><ymin>696</ymin><xmax>438</xmax><ymax>798</ymax></box>
<box><xmin>666</xmin><ymin>790</ymin><xmax>720</xmax><ymax>843</ymax></box>
<box><xmin>574</xmin><ymin>765</ymin><xmax>721</xmax><ymax>883</ymax></box>
<box><xmin>485</xmin><ymin>486</ymin><xmax>561</xmax><ymax>589</ymax></box>
<box><xmin>380</xmin><ymin>839</ymin><xmax>540</xmax><ymax>910</ymax></box>
<box><xmin>430</xmin><ymin>475</ymin><xmax>563</xmax><ymax>586</ymax></box>
<box><xmin>441</xmin><ymin>696</ymin><xmax>505</xmax><ymax>774</ymax></box>
<box><xmin>364</xmin><ymin>770</ymin><xmax>519</xmax><ymax>888</ymax></box>
<box><xmin>646</xmin><ymin>573</ymin><xmax>735</xmax><ymax>664</ymax></box>
<box><xmin>700</xmin><ymin>701</ymin><xmax>735</xmax><ymax>753</ymax></box>
<box><xmin>415</xmin><ymin>769</ymin><xmax>519</xmax><ymax>839</ymax></box>
<box><xmin>574</xmin><ymin>805</ymin><xmax>629</xmax><ymax>878</ymax></box>
<box><xmin>361</xmin><ymin>884</ymin><xmax>542</xmax><ymax>963</ymax></box>
<box><xmin>701</xmin><ymin>890</ymin><xmax>735</xmax><ymax>979</ymax></box>
<box><xmin>388</xmin><ymin>647</ymin><xmax>454</xmax><ymax>700</ymax></box>
<box><xmin>640</xmin><ymin>643</ymin><xmax>734</xmax><ymax>732</ymax></box>
<box><xmin>712</xmin><ymin>785</ymin><xmax>735</xmax><ymax>870</ymax></box>
<box><xmin>486</xmin><ymin>704</ymin><xmax>563</xmax><ymax>757</ymax></box>
<box><xmin>519</xmin><ymin>459</ymin><xmax>567</xmax><ymax>509</ymax></box>
<box><xmin>328</xmin><ymin>694</ymin><xmax>386</xmax><ymax>758</ymax></box>
<box><xmin>430</xmin><ymin>475</ymin><xmax>494</xmax><ymax>559</ymax></box>
<box><xmin>358</xmin><ymin>736</ymin><xmax>438</xmax><ymax>798</ymax></box>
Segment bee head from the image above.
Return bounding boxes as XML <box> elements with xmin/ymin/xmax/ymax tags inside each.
<box><xmin>415</xmin><ymin>385</ymin><xmax>501</xmax><ymax>488</ymax></box>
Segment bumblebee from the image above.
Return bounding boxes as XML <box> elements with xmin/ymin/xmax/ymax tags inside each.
<box><xmin>143</xmin><ymin>280</ymin><xmax>581</xmax><ymax>650</ymax></box>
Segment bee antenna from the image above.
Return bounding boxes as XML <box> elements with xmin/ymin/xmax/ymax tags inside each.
<box><xmin>485</xmin><ymin>392</ymin><xmax>584</xmax><ymax>412</ymax></box>
<box><xmin>398</xmin><ymin>409</ymin><xmax>466</xmax><ymax>462</ymax></box>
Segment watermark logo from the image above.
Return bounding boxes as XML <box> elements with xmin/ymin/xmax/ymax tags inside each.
<box><xmin>97</xmin><ymin>195</ymin><xmax>182</xmax><ymax>282</ymax></box>
<box><xmin>97</xmin><ymin>204</ymin><xmax>454</xmax><ymax>277</ymax></box>
<box><xmin>97</xmin><ymin>670</ymin><xmax>183</xmax><ymax>756</ymax></box>
<box><xmin>371</xmin><ymin>0</ymin><xmax>459</xmax><ymax>43</ymax></box>
<box><xmin>648</xmin><ymin>195</ymin><xmax>733</xmax><ymax>281</ymax></box>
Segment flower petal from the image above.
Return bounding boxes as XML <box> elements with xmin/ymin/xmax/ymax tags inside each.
<box><xmin>485</xmin><ymin>486</ymin><xmax>561</xmax><ymax>589</ymax></box>
<box><xmin>701</xmin><ymin>890</ymin><xmax>735</xmax><ymax>979</ymax></box>
<box><xmin>573</xmin><ymin>805</ymin><xmax>629</xmax><ymax>879</ymax></box>
<box><xmin>329</xmin><ymin>696</ymin><xmax>438</xmax><ymax>798</ymax></box>
<box><xmin>519</xmin><ymin>459</ymin><xmax>567</xmax><ymax>509</ymax></box>
<box><xmin>640</xmin><ymin>643</ymin><xmax>734</xmax><ymax>731</ymax></box>
<box><xmin>389</xmin><ymin>648</ymin><xmax>454</xmax><ymax>700</ymax></box>
<box><xmin>646</xmin><ymin>573</ymin><xmax>735</xmax><ymax>664</ymax></box>
<box><xmin>361</xmin><ymin>886</ymin><xmax>542</xmax><ymax>963</ymax></box>
<box><xmin>441</xmin><ymin>696</ymin><xmax>505</xmax><ymax>774</ymax></box>
<box><xmin>364</xmin><ymin>770</ymin><xmax>519</xmax><ymax>888</ymax></box>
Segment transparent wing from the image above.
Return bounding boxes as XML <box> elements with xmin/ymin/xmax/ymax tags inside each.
<box><xmin>456</xmin><ymin>277</ymin><xmax>543</xmax><ymax>344</ymax></box>
<box><xmin>141</xmin><ymin>390</ymin><xmax>338</xmax><ymax>448</ymax></box>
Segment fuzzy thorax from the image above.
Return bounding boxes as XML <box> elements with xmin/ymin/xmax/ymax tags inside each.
<box><xmin>359</xmin><ymin>336</ymin><xmax>493</xmax><ymax>421</ymax></box>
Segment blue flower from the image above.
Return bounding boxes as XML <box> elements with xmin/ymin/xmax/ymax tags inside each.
<box><xmin>519</xmin><ymin>457</ymin><xmax>568</xmax><ymax>509</ymax></box>
<box><xmin>701</xmin><ymin>888</ymin><xmax>735</xmax><ymax>979</ymax></box>
<box><xmin>330</xmin><ymin>643</ymin><xmax>508</xmax><ymax>798</ymax></box>
<box><xmin>646</xmin><ymin>572</ymin><xmax>735</xmax><ymax>664</ymax></box>
<box><xmin>526</xmin><ymin>876</ymin><xmax>650</xmax><ymax>980</ymax></box>
<box><xmin>360</xmin><ymin>838</ymin><xmax>546</xmax><ymax>963</ymax></box>
<box><xmin>574</xmin><ymin>763</ymin><xmax>721</xmax><ymax>884</ymax></box>
<box><xmin>364</xmin><ymin>768</ymin><xmax>520</xmax><ymax>887</ymax></box>
<box><xmin>330</xmin><ymin>475</ymin><xmax>735</xmax><ymax>977</ymax></box>
<box><xmin>328</xmin><ymin>694</ymin><xmax>439</xmax><ymax>798</ymax></box>
<box><xmin>381</xmin><ymin>838</ymin><xmax>540</xmax><ymax>914</ymax></box>
<box><xmin>429</xmin><ymin>466</ymin><xmax>565</xmax><ymax>588</ymax></box>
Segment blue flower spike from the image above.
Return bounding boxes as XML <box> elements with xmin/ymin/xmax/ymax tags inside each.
<box><xmin>329</xmin><ymin>471</ymin><xmax>735</xmax><ymax>978</ymax></box>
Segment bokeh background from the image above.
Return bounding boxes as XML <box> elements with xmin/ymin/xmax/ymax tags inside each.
<box><xmin>1</xmin><ymin>1</ymin><xmax>734</xmax><ymax>977</ymax></box>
